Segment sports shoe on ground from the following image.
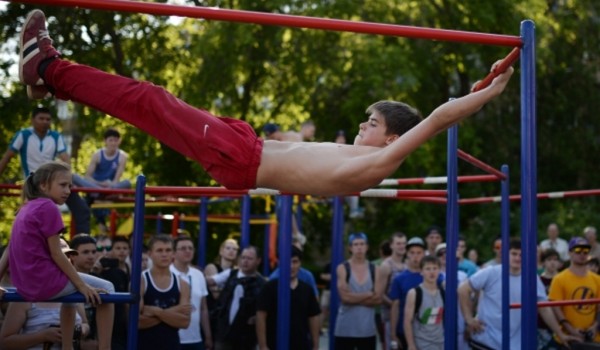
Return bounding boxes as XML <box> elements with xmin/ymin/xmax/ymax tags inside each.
<box><xmin>19</xmin><ymin>9</ymin><xmax>60</xmax><ymax>86</ymax></box>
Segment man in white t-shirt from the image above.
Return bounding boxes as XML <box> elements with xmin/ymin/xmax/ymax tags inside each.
<box><xmin>207</xmin><ymin>246</ymin><xmax>265</xmax><ymax>350</ymax></box>
<box><xmin>540</xmin><ymin>223</ymin><xmax>569</xmax><ymax>262</ymax></box>
<box><xmin>458</xmin><ymin>238</ymin><xmax>573</xmax><ymax>349</ymax></box>
<box><xmin>170</xmin><ymin>236</ymin><xmax>212</xmax><ymax>350</ymax></box>
<box><xmin>0</xmin><ymin>106</ymin><xmax>90</xmax><ymax>233</ymax></box>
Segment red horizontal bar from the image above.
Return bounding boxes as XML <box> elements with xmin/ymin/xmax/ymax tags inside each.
<box><xmin>401</xmin><ymin>197</ymin><xmax>448</xmax><ymax>205</ymax></box>
<box><xmin>457</xmin><ymin>149</ymin><xmax>507</xmax><ymax>180</ymax></box>
<box><xmin>472</xmin><ymin>47</ymin><xmax>521</xmax><ymax>92</ymax></box>
<box><xmin>9</xmin><ymin>0</ymin><xmax>522</xmax><ymax>47</ymax></box>
<box><xmin>511</xmin><ymin>298</ymin><xmax>600</xmax><ymax>309</ymax></box>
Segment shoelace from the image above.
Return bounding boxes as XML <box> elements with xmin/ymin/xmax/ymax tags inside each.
<box><xmin>38</xmin><ymin>29</ymin><xmax>53</xmax><ymax>43</ymax></box>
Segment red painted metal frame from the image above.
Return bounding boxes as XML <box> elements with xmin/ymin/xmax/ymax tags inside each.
<box><xmin>457</xmin><ymin>149</ymin><xmax>507</xmax><ymax>180</ymax></box>
<box><xmin>9</xmin><ymin>0</ymin><xmax>522</xmax><ymax>47</ymax></box>
<box><xmin>511</xmin><ymin>298</ymin><xmax>600</xmax><ymax>309</ymax></box>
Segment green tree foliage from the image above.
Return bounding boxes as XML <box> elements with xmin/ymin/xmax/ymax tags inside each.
<box><xmin>1</xmin><ymin>0</ymin><xmax>600</xmax><ymax>261</ymax></box>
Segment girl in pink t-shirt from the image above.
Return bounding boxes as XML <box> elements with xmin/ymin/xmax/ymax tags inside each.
<box><xmin>0</xmin><ymin>161</ymin><xmax>115</xmax><ymax>350</ymax></box>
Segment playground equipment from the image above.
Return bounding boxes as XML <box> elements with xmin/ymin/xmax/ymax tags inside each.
<box><xmin>1</xmin><ymin>0</ymin><xmax>539</xmax><ymax>349</ymax></box>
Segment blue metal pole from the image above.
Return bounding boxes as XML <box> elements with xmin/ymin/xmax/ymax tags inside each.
<box><xmin>197</xmin><ymin>196</ymin><xmax>208</xmax><ymax>268</ymax></box>
<box><xmin>156</xmin><ymin>211</ymin><xmax>162</xmax><ymax>234</ymax></box>
<box><xmin>295</xmin><ymin>196</ymin><xmax>303</xmax><ymax>233</ymax></box>
<box><xmin>263</xmin><ymin>223</ymin><xmax>271</xmax><ymax>276</ymax></box>
<box><xmin>329</xmin><ymin>196</ymin><xmax>345</xmax><ymax>350</ymax></box>
<box><xmin>276</xmin><ymin>195</ymin><xmax>293</xmax><ymax>350</ymax></box>
<box><xmin>241</xmin><ymin>195</ymin><xmax>251</xmax><ymax>248</ymax></box>
<box><xmin>445</xmin><ymin>124</ymin><xmax>458</xmax><ymax>350</ymax></box>
<box><xmin>501</xmin><ymin>165</ymin><xmax>510</xmax><ymax>350</ymax></box>
<box><xmin>127</xmin><ymin>175</ymin><xmax>146</xmax><ymax>350</ymax></box>
<box><xmin>520</xmin><ymin>19</ymin><xmax>537</xmax><ymax>350</ymax></box>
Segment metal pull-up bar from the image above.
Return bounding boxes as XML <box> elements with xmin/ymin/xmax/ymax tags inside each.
<box><xmin>7</xmin><ymin>0</ymin><xmax>522</xmax><ymax>46</ymax></box>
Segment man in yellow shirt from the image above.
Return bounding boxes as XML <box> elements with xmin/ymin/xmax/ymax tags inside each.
<box><xmin>549</xmin><ymin>236</ymin><xmax>600</xmax><ymax>344</ymax></box>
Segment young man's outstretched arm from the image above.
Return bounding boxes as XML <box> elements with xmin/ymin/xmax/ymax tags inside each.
<box><xmin>359</xmin><ymin>64</ymin><xmax>515</xmax><ymax>179</ymax></box>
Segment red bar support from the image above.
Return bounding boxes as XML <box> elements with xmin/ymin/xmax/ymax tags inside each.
<box><xmin>382</xmin><ymin>174</ymin><xmax>500</xmax><ymax>186</ymax></box>
<box><xmin>10</xmin><ymin>0</ymin><xmax>522</xmax><ymax>47</ymax></box>
<box><xmin>457</xmin><ymin>149</ymin><xmax>507</xmax><ymax>180</ymax></box>
<box><xmin>511</xmin><ymin>298</ymin><xmax>600</xmax><ymax>309</ymax></box>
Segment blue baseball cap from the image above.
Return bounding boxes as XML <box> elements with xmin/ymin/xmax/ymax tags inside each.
<box><xmin>262</xmin><ymin>123</ymin><xmax>280</xmax><ymax>136</ymax></box>
<box><xmin>348</xmin><ymin>232</ymin><xmax>368</xmax><ymax>245</ymax></box>
<box><xmin>569</xmin><ymin>236</ymin><xmax>591</xmax><ymax>251</ymax></box>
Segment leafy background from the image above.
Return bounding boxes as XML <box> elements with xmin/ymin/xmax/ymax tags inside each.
<box><xmin>1</xmin><ymin>0</ymin><xmax>600</xmax><ymax>267</ymax></box>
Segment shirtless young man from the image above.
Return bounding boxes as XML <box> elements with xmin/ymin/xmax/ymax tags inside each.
<box><xmin>20</xmin><ymin>10</ymin><xmax>514</xmax><ymax>196</ymax></box>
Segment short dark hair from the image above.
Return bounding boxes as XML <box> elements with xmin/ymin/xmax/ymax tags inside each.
<box><xmin>104</xmin><ymin>128</ymin><xmax>121</xmax><ymax>139</ymax></box>
<box><xmin>379</xmin><ymin>239</ymin><xmax>392</xmax><ymax>257</ymax></box>
<box><xmin>366</xmin><ymin>100</ymin><xmax>422</xmax><ymax>137</ymax></box>
<box><xmin>291</xmin><ymin>245</ymin><xmax>303</xmax><ymax>260</ymax></box>
<box><xmin>426</xmin><ymin>225</ymin><xmax>443</xmax><ymax>238</ymax></box>
<box><xmin>509</xmin><ymin>238</ymin><xmax>521</xmax><ymax>251</ymax></box>
<box><xmin>70</xmin><ymin>234</ymin><xmax>97</xmax><ymax>250</ymax></box>
<box><xmin>242</xmin><ymin>245</ymin><xmax>261</xmax><ymax>260</ymax></box>
<box><xmin>148</xmin><ymin>234</ymin><xmax>174</xmax><ymax>250</ymax></box>
<box><xmin>174</xmin><ymin>235</ymin><xmax>194</xmax><ymax>250</ymax></box>
<box><xmin>420</xmin><ymin>255</ymin><xmax>441</xmax><ymax>269</ymax></box>
<box><xmin>32</xmin><ymin>106</ymin><xmax>51</xmax><ymax>118</ymax></box>
<box><xmin>112</xmin><ymin>236</ymin><xmax>130</xmax><ymax>247</ymax></box>
<box><xmin>390</xmin><ymin>231</ymin><xmax>406</xmax><ymax>241</ymax></box>
<box><xmin>541</xmin><ymin>248</ymin><xmax>560</xmax><ymax>262</ymax></box>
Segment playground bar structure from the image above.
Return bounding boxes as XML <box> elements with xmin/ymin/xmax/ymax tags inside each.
<box><xmin>2</xmin><ymin>0</ymin><xmax>538</xmax><ymax>348</ymax></box>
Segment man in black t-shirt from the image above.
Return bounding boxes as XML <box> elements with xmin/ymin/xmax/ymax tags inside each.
<box><xmin>256</xmin><ymin>246</ymin><xmax>321</xmax><ymax>350</ymax></box>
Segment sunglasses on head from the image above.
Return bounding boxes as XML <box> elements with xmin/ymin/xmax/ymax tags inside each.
<box><xmin>97</xmin><ymin>245</ymin><xmax>112</xmax><ymax>252</ymax></box>
<box><xmin>572</xmin><ymin>247</ymin><xmax>590</xmax><ymax>255</ymax></box>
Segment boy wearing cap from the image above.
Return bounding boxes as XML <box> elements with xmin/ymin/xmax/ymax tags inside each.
<box><xmin>548</xmin><ymin>237</ymin><xmax>600</xmax><ymax>344</ymax></box>
<box><xmin>390</xmin><ymin>237</ymin><xmax>443</xmax><ymax>349</ymax></box>
<box><xmin>334</xmin><ymin>233</ymin><xmax>383</xmax><ymax>349</ymax></box>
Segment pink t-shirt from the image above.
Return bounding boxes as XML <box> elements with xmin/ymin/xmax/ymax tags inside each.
<box><xmin>9</xmin><ymin>197</ymin><xmax>69</xmax><ymax>300</ymax></box>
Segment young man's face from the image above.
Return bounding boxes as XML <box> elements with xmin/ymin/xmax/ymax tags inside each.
<box><xmin>31</xmin><ymin>112</ymin><xmax>52</xmax><ymax>134</ymax></box>
<box><xmin>426</xmin><ymin>232</ymin><xmax>442</xmax><ymax>251</ymax></box>
<box><xmin>174</xmin><ymin>239</ymin><xmax>195</xmax><ymax>265</ymax></box>
<box><xmin>570</xmin><ymin>246</ymin><xmax>591</xmax><ymax>267</ymax></box>
<box><xmin>104</xmin><ymin>136</ymin><xmax>121</xmax><ymax>152</ymax></box>
<box><xmin>290</xmin><ymin>256</ymin><xmax>301</xmax><ymax>280</ymax></box>
<box><xmin>543</xmin><ymin>255</ymin><xmax>560</xmax><ymax>273</ymax></box>
<box><xmin>96</xmin><ymin>238</ymin><xmax>112</xmax><ymax>258</ymax></box>
<box><xmin>141</xmin><ymin>252</ymin><xmax>149</xmax><ymax>270</ymax></box>
<box><xmin>149</xmin><ymin>241</ymin><xmax>174</xmax><ymax>269</ymax></box>
<box><xmin>391</xmin><ymin>236</ymin><xmax>407</xmax><ymax>257</ymax></box>
<box><xmin>349</xmin><ymin>239</ymin><xmax>368</xmax><ymax>257</ymax></box>
<box><xmin>72</xmin><ymin>243</ymin><xmax>97</xmax><ymax>272</ymax></box>
<box><xmin>110</xmin><ymin>241</ymin><xmax>130</xmax><ymax>263</ymax></box>
<box><xmin>509</xmin><ymin>248</ymin><xmax>522</xmax><ymax>272</ymax></box>
<box><xmin>406</xmin><ymin>246</ymin><xmax>425</xmax><ymax>268</ymax></box>
<box><xmin>421</xmin><ymin>262</ymin><xmax>440</xmax><ymax>283</ymax></box>
<box><xmin>354</xmin><ymin>111</ymin><xmax>396</xmax><ymax>147</ymax></box>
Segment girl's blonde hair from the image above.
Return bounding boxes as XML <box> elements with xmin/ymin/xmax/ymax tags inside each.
<box><xmin>213</xmin><ymin>238</ymin><xmax>239</xmax><ymax>264</ymax></box>
<box><xmin>22</xmin><ymin>161</ymin><xmax>71</xmax><ymax>202</ymax></box>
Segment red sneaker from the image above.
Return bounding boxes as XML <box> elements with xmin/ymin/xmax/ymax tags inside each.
<box><xmin>27</xmin><ymin>85</ymin><xmax>50</xmax><ymax>99</ymax></box>
<box><xmin>19</xmin><ymin>9</ymin><xmax>60</xmax><ymax>86</ymax></box>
